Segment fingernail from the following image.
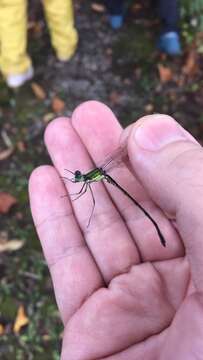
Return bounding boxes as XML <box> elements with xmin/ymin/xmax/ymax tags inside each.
<box><xmin>134</xmin><ymin>116</ymin><xmax>195</xmax><ymax>151</ymax></box>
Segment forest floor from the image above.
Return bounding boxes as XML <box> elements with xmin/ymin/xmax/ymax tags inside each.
<box><xmin>1</xmin><ymin>1</ymin><xmax>203</xmax><ymax>358</ymax></box>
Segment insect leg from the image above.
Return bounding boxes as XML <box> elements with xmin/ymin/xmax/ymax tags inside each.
<box><xmin>71</xmin><ymin>183</ymin><xmax>88</xmax><ymax>201</ymax></box>
<box><xmin>70</xmin><ymin>182</ymin><xmax>86</xmax><ymax>197</ymax></box>
<box><xmin>87</xmin><ymin>184</ymin><xmax>96</xmax><ymax>227</ymax></box>
<box><xmin>61</xmin><ymin>183</ymin><xmax>87</xmax><ymax>199</ymax></box>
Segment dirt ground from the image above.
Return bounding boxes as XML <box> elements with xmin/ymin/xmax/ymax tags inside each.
<box><xmin>1</xmin><ymin>1</ymin><xmax>203</xmax><ymax>358</ymax></box>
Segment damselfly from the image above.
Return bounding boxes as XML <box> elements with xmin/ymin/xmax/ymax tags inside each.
<box><xmin>62</xmin><ymin>148</ymin><xmax>166</xmax><ymax>247</ymax></box>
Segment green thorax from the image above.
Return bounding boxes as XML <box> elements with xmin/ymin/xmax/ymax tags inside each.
<box><xmin>84</xmin><ymin>168</ymin><xmax>105</xmax><ymax>182</ymax></box>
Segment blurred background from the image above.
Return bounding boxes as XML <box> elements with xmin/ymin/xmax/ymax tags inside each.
<box><xmin>1</xmin><ymin>0</ymin><xmax>203</xmax><ymax>358</ymax></box>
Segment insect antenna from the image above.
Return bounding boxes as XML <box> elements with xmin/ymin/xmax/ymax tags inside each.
<box><xmin>60</xmin><ymin>168</ymin><xmax>76</xmax><ymax>183</ymax></box>
<box><xmin>64</xmin><ymin>169</ymin><xmax>75</xmax><ymax>175</ymax></box>
<box><xmin>71</xmin><ymin>183</ymin><xmax>88</xmax><ymax>201</ymax></box>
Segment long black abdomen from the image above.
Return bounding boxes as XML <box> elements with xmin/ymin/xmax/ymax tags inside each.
<box><xmin>105</xmin><ymin>174</ymin><xmax>166</xmax><ymax>247</ymax></box>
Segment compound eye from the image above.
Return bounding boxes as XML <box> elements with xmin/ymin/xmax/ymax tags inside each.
<box><xmin>75</xmin><ymin>170</ymin><xmax>81</xmax><ymax>178</ymax></box>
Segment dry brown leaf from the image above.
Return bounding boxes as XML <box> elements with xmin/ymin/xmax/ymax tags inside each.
<box><xmin>158</xmin><ymin>64</ymin><xmax>173</xmax><ymax>83</ymax></box>
<box><xmin>0</xmin><ymin>147</ymin><xmax>14</xmax><ymax>161</ymax></box>
<box><xmin>28</xmin><ymin>21</ymin><xmax>43</xmax><ymax>35</ymax></box>
<box><xmin>182</xmin><ymin>51</ymin><xmax>198</xmax><ymax>76</ymax></box>
<box><xmin>131</xmin><ymin>3</ymin><xmax>143</xmax><ymax>13</ymax></box>
<box><xmin>109</xmin><ymin>91</ymin><xmax>121</xmax><ymax>105</ymax></box>
<box><xmin>176</xmin><ymin>74</ymin><xmax>185</xmax><ymax>87</ymax></box>
<box><xmin>0</xmin><ymin>192</ymin><xmax>17</xmax><ymax>214</ymax></box>
<box><xmin>106</xmin><ymin>48</ymin><xmax>113</xmax><ymax>56</ymax></box>
<box><xmin>123</xmin><ymin>78</ymin><xmax>131</xmax><ymax>85</ymax></box>
<box><xmin>31</xmin><ymin>82</ymin><xmax>46</xmax><ymax>100</ymax></box>
<box><xmin>134</xmin><ymin>67</ymin><xmax>142</xmax><ymax>80</ymax></box>
<box><xmin>0</xmin><ymin>324</ymin><xmax>4</xmax><ymax>335</ymax></box>
<box><xmin>33</xmin><ymin>22</ymin><xmax>43</xmax><ymax>35</ymax></box>
<box><xmin>51</xmin><ymin>96</ymin><xmax>65</xmax><ymax>113</ymax></box>
<box><xmin>15</xmin><ymin>211</ymin><xmax>23</xmax><ymax>220</ymax></box>
<box><xmin>28</xmin><ymin>21</ymin><xmax>36</xmax><ymax>30</ymax></box>
<box><xmin>160</xmin><ymin>53</ymin><xmax>167</xmax><ymax>61</ymax></box>
<box><xmin>13</xmin><ymin>305</ymin><xmax>29</xmax><ymax>334</ymax></box>
<box><xmin>91</xmin><ymin>3</ymin><xmax>105</xmax><ymax>12</ymax></box>
<box><xmin>16</xmin><ymin>141</ymin><xmax>26</xmax><ymax>153</ymax></box>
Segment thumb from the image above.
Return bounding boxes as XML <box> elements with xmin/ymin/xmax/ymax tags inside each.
<box><xmin>126</xmin><ymin>115</ymin><xmax>203</xmax><ymax>291</ymax></box>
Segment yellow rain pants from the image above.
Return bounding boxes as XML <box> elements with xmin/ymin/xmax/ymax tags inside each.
<box><xmin>0</xmin><ymin>0</ymin><xmax>78</xmax><ymax>76</ymax></box>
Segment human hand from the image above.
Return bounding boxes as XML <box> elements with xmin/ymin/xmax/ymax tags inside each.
<box><xmin>29</xmin><ymin>101</ymin><xmax>203</xmax><ymax>359</ymax></box>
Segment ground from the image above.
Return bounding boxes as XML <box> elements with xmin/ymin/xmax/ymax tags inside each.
<box><xmin>0</xmin><ymin>1</ymin><xmax>203</xmax><ymax>359</ymax></box>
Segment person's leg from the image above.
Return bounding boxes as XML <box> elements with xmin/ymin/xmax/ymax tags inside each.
<box><xmin>0</xmin><ymin>39</ymin><xmax>2</xmax><ymax>76</ymax></box>
<box><xmin>105</xmin><ymin>0</ymin><xmax>124</xmax><ymax>29</ymax></box>
<box><xmin>105</xmin><ymin>0</ymin><xmax>124</xmax><ymax>15</ymax></box>
<box><xmin>0</xmin><ymin>0</ymin><xmax>32</xmax><ymax>86</ymax></box>
<box><xmin>157</xmin><ymin>0</ymin><xmax>181</xmax><ymax>55</ymax></box>
<box><xmin>43</xmin><ymin>0</ymin><xmax>78</xmax><ymax>62</ymax></box>
<box><xmin>158</xmin><ymin>0</ymin><xmax>179</xmax><ymax>33</ymax></box>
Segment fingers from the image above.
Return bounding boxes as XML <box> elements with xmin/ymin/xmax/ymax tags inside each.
<box><xmin>126</xmin><ymin>114</ymin><xmax>203</xmax><ymax>291</ymax></box>
<box><xmin>44</xmin><ymin>116</ymin><xmax>140</xmax><ymax>283</ymax></box>
<box><xmin>29</xmin><ymin>165</ymin><xmax>103</xmax><ymax>324</ymax></box>
<box><xmin>71</xmin><ymin>101</ymin><xmax>182</xmax><ymax>261</ymax></box>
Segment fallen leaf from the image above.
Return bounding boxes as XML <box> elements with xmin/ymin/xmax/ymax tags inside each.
<box><xmin>134</xmin><ymin>67</ymin><xmax>142</xmax><ymax>79</ymax></box>
<box><xmin>131</xmin><ymin>3</ymin><xmax>143</xmax><ymax>13</ymax></box>
<box><xmin>158</xmin><ymin>64</ymin><xmax>173</xmax><ymax>83</ymax></box>
<box><xmin>145</xmin><ymin>103</ymin><xmax>154</xmax><ymax>113</ymax></box>
<box><xmin>106</xmin><ymin>48</ymin><xmax>113</xmax><ymax>56</ymax></box>
<box><xmin>28</xmin><ymin>21</ymin><xmax>43</xmax><ymax>35</ymax></box>
<box><xmin>42</xmin><ymin>334</ymin><xmax>51</xmax><ymax>341</ymax></box>
<box><xmin>51</xmin><ymin>96</ymin><xmax>65</xmax><ymax>113</ymax></box>
<box><xmin>109</xmin><ymin>91</ymin><xmax>121</xmax><ymax>105</ymax></box>
<box><xmin>91</xmin><ymin>3</ymin><xmax>105</xmax><ymax>12</ymax></box>
<box><xmin>1</xmin><ymin>130</ymin><xmax>13</xmax><ymax>147</ymax></box>
<box><xmin>0</xmin><ymin>192</ymin><xmax>17</xmax><ymax>214</ymax></box>
<box><xmin>31</xmin><ymin>82</ymin><xmax>46</xmax><ymax>100</ymax></box>
<box><xmin>0</xmin><ymin>239</ymin><xmax>24</xmax><ymax>253</ymax></box>
<box><xmin>33</xmin><ymin>22</ymin><xmax>43</xmax><ymax>36</ymax></box>
<box><xmin>15</xmin><ymin>211</ymin><xmax>24</xmax><ymax>220</ymax></box>
<box><xmin>0</xmin><ymin>130</ymin><xmax>14</xmax><ymax>160</ymax></box>
<box><xmin>16</xmin><ymin>141</ymin><xmax>26</xmax><ymax>153</ymax></box>
<box><xmin>160</xmin><ymin>53</ymin><xmax>167</xmax><ymax>61</ymax></box>
<box><xmin>0</xmin><ymin>231</ymin><xmax>7</xmax><ymax>240</ymax></box>
<box><xmin>0</xmin><ymin>324</ymin><xmax>4</xmax><ymax>335</ymax></box>
<box><xmin>28</xmin><ymin>21</ymin><xmax>36</xmax><ymax>30</ymax></box>
<box><xmin>182</xmin><ymin>51</ymin><xmax>198</xmax><ymax>76</ymax></box>
<box><xmin>176</xmin><ymin>74</ymin><xmax>185</xmax><ymax>87</ymax></box>
<box><xmin>0</xmin><ymin>231</ymin><xmax>24</xmax><ymax>253</ymax></box>
<box><xmin>13</xmin><ymin>305</ymin><xmax>29</xmax><ymax>334</ymax></box>
<box><xmin>0</xmin><ymin>147</ymin><xmax>14</xmax><ymax>161</ymax></box>
<box><xmin>123</xmin><ymin>78</ymin><xmax>131</xmax><ymax>85</ymax></box>
<box><xmin>43</xmin><ymin>112</ymin><xmax>55</xmax><ymax>124</ymax></box>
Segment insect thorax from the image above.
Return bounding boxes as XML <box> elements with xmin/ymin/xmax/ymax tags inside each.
<box><xmin>84</xmin><ymin>168</ymin><xmax>105</xmax><ymax>182</ymax></box>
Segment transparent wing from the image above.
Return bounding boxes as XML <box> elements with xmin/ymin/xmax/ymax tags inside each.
<box><xmin>98</xmin><ymin>145</ymin><xmax>128</xmax><ymax>172</ymax></box>
<box><xmin>65</xmin><ymin>146</ymin><xmax>129</xmax><ymax>174</ymax></box>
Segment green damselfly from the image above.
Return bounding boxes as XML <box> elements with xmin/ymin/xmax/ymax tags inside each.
<box><xmin>63</xmin><ymin>149</ymin><xmax>166</xmax><ymax>247</ymax></box>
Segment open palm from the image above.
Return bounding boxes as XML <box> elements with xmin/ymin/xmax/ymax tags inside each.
<box><xmin>29</xmin><ymin>102</ymin><xmax>203</xmax><ymax>359</ymax></box>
